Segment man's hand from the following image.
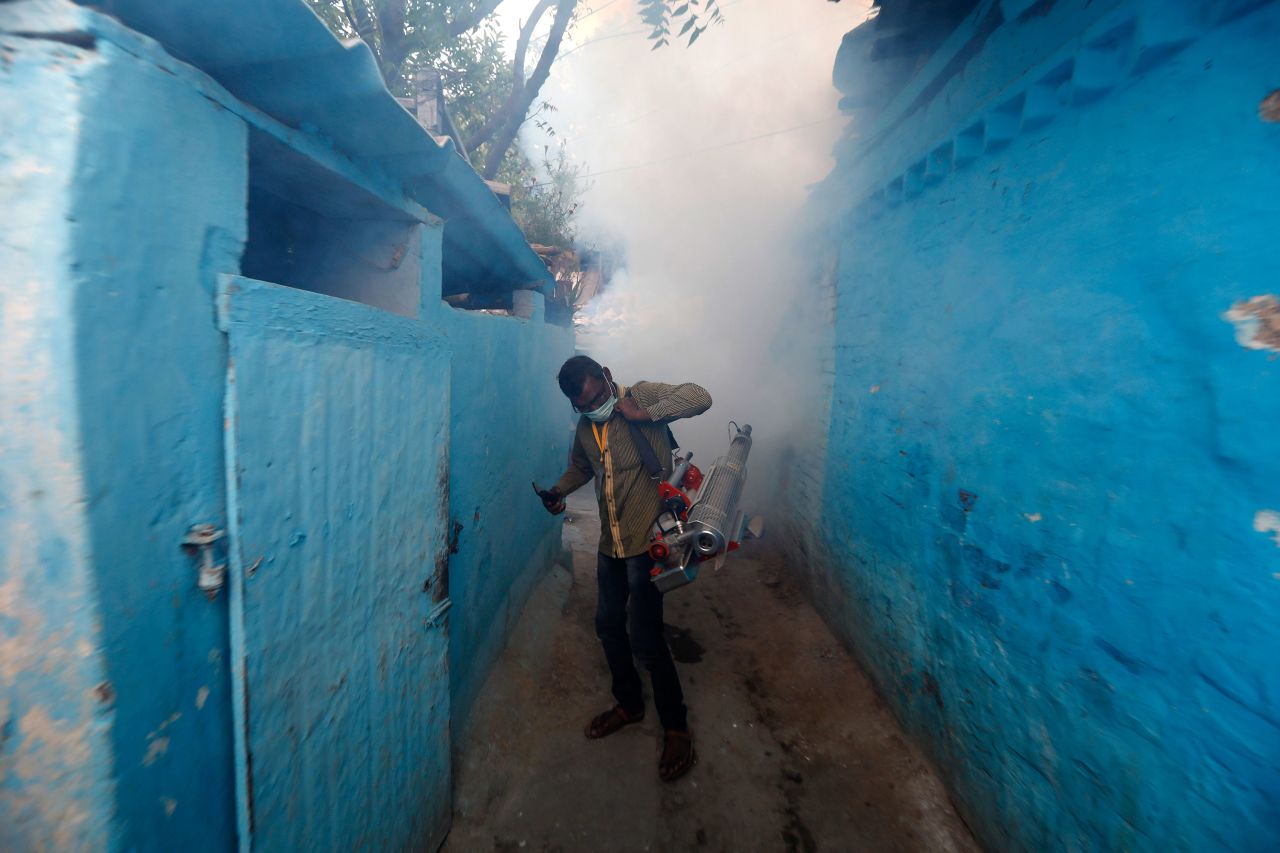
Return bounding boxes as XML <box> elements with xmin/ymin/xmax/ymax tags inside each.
<box><xmin>615</xmin><ymin>393</ymin><xmax>651</xmax><ymax>422</ymax></box>
<box><xmin>532</xmin><ymin>482</ymin><xmax>566</xmax><ymax>515</ymax></box>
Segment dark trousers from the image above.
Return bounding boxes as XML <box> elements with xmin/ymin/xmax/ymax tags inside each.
<box><xmin>595</xmin><ymin>552</ymin><xmax>688</xmax><ymax>732</ymax></box>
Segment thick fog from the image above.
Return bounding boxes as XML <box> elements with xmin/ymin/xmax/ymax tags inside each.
<box><xmin>513</xmin><ymin>0</ymin><xmax>869</xmax><ymax>502</ymax></box>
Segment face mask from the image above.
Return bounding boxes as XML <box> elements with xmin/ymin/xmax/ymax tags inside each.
<box><xmin>584</xmin><ymin>392</ymin><xmax>617</xmax><ymax>423</ymax></box>
<box><xmin>582</xmin><ymin>378</ymin><xmax>618</xmax><ymax>422</ymax></box>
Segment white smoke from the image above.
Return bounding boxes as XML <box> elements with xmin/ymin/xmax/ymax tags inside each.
<box><xmin>513</xmin><ymin>0</ymin><xmax>871</xmax><ymax>501</ymax></box>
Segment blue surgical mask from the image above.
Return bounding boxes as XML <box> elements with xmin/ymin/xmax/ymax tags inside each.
<box><xmin>584</xmin><ymin>392</ymin><xmax>617</xmax><ymax>423</ymax></box>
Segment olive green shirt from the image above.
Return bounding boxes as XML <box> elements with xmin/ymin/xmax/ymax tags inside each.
<box><xmin>553</xmin><ymin>380</ymin><xmax>713</xmax><ymax>558</ymax></box>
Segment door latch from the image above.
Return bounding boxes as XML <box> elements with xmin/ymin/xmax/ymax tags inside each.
<box><xmin>182</xmin><ymin>524</ymin><xmax>226</xmax><ymax>600</ymax></box>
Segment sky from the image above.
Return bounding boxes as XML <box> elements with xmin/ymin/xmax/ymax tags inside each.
<box><xmin>498</xmin><ymin>0</ymin><xmax>873</xmax><ymax>500</ymax></box>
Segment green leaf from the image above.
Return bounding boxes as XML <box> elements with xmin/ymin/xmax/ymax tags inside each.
<box><xmin>678</xmin><ymin>16</ymin><xmax>696</xmax><ymax>35</ymax></box>
<box><xmin>673</xmin><ymin>2</ymin><xmax>689</xmax><ymax>15</ymax></box>
<box><xmin>688</xmin><ymin>26</ymin><xmax>704</xmax><ymax>45</ymax></box>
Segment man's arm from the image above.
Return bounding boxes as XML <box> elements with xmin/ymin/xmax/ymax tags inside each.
<box><xmin>626</xmin><ymin>381</ymin><xmax>713</xmax><ymax>422</ymax></box>
<box><xmin>551</xmin><ymin>433</ymin><xmax>594</xmax><ymax>496</ymax></box>
<box><xmin>538</xmin><ymin>434</ymin><xmax>594</xmax><ymax>515</ymax></box>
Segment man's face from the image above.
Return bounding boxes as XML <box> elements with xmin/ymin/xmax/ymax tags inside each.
<box><xmin>571</xmin><ymin>370</ymin><xmax>614</xmax><ymax>414</ymax></box>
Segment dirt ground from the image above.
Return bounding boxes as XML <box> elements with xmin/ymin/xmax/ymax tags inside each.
<box><xmin>443</xmin><ymin>490</ymin><xmax>981</xmax><ymax>853</ymax></box>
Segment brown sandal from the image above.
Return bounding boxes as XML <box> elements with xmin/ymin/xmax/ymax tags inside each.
<box><xmin>585</xmin><ymin>704</ymin><xmax>644</xmax><ymax>739</ymax></box>
<box><xmin>659</xmin><ymin>729</ymin><xmax>697</xmax><ymax>781</ymax></box>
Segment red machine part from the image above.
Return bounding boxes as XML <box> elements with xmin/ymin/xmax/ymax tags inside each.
<box><xmin>648</xmin><ymin>473</ymin><xmax>701</xmax><ymax>572</ymax></box>
<box><xmin>682</xmin><ymin>464</ymin><xmax>704</xmax><ymax>491</ymax></box>
<box><xmin>657</xmin><ymin>481</ymin><xmax>692</xmax><ymax>520</ymax></box>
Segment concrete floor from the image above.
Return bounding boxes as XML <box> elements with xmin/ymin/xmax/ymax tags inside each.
<box><xmin>444</xmin><ymin>491</ymin><xmax>980</xmax><ymax>853</ymax></box>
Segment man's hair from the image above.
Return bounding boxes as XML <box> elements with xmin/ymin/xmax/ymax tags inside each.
<box><xmin>557</xmin><ymin>355</ymin><xmax>604</xmax><ymax>398</ymax></box>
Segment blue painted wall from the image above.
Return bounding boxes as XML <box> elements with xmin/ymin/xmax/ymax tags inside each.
<box><xmin>802</xmin><ymin>0</ymin><xmax>1280</xmax><ymax>848</ymax></box>
<box><xmin>242</xmin><ymin>195</ymin><xmax>423</xmax><ymax>318</ymax></box>
<box><xmin>420</xmin><ymin>239</ymin><xmax>575</xmax><ymax>732</ymax></box>
<box><xmin>0</xmin><ymin>32</ymin><xmax>118</xmax><ymax>852</ymax></box>
<box><xmin>2</xmin><ymin>1</ymin><xmax>574</xmax><ymax>847</ymax></box>
<box><xmin>219</xmin><ymin>275</ymin><xmax>455</xmax><ymax>851</ymax></box>
<box><xmin>70</xmin><ymin>35</ymin><xmax>247</xmax><ymax>851</ymax></box>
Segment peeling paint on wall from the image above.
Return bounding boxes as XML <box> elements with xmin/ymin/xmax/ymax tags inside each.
<box><xmin>141</xmin><ymin>737</ymin><xmax>170</xmax><ymax>767</ymax></box>
<box><xmin>1223</xmin><ymin>294</ymin><xmax>1280</xmax><ymax>352</ymax></box>
<box><xmin>1</xmin><ymin>29</ymin><xmax>115</xmax><ymax>851</ymax></box>
<box><xmin>1260</xmin><ymin>89</ymin><xmax>1280</xmax><ymax>122</ymax></box>
<box><xmin>7</xmin><ymin>707</ymin><xmax>99</xmax><ymax>849</ymax></box>
<box><xmin>1254</xmin><ymin>510</ymin><xmax>1280</xmax><ymax>548</ymax></box>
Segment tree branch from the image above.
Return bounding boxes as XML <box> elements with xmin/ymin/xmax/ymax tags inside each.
<box><xmin>513</xmin><ymin>0</ymin><xmax>555</xmax><ymax>90</ymax></box>
<box><xmin>449</xmin><ymin>0</ymin><xmax>507</xmax><ymax>36</ymax></box>
<box><xmin>465</xmin><ymin>0</ymin><xmax>556</xmax><ymax>152</ymax></box>
<box><xmin>375</xmin><ymin>0</ymin><xmax>411</xmax><ymax>89</ymax></box>
<box><xmin>482</xmin><ymin>0</ymin><xmax>576</xmax><ymax>178</ymax></box>
<box><xmin>345</xmin><ymin>0</ymin><xmax>379</xmax><ymax>55</ymax></box>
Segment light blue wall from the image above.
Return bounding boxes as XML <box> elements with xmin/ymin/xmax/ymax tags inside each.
<box><xmin>218</xmin><ymin>274</ymin><xmax>455</xmax><ymax>852</ymax></box>
<box><xmin>0</xmin><ymin>33</ymin><xmax>118</xmax><ymax>852</ymax></box>
<box><xmin>420</xmin><ymin>240</ymin><xmax>576</xmax><ymax>731</ymax></box>
<box><xmin>66</xmin><ymin>35</ymin><xmax>248</xmax><ymax>851</ymax></box>
<box><xmin>242</xmin><ymin>133</ymin><xmax>429</xmax><ymax>320</ymax></box>
<box><xmin>805</xmin><ymin>0</ymin><xmax>1280</xmax><ymax>849</ymax></box>
<box><xmin>2</xmin><ymin>2</ymin><xmax>576</xmax><ymax>847</ymax></box>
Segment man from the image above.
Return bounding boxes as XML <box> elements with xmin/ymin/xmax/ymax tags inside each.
<box><xmin>538</xmin><ymin>355</ymin><xmax>712</xmax><ymax>782</ymax></box>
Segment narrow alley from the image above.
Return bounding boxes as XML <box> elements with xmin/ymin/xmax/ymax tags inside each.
<box><xmin>445</xmin><ymin>491</ymin><xmax>979</xmax><ymax>853</ymax></box>
<box><xmin>6</xmin><ymin>1</ymin><xmax>1279</xmax><ymax>850</ymax></box>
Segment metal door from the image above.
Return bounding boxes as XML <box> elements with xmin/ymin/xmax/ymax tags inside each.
<box><xmin>217</xmin><ymin>275</ymin><xmax>452</xmax><ymax>851</ymax></box>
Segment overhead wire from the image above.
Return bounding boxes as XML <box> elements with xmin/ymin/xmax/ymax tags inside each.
<box><xmin>520</xmin><ymin>0</ymin><xmax>856</xmax><ymax>187</ymax></box>
<box><xmin>564</xmin><ymin>3</ymin><xmax>864</xmax><ymax>136</ymax></box>
<box><xmin>559</xmin><ymin>0</ymin><xmax>748</xmax><ymax>59</ymax></box>
<box><xmin>558</xmin><ymin>27</ymin><xmax>651</xmax><ymax>58</ymax></box>
<box><xmin>526</xmin><ymin>112</ymin><xmax>845</xmax><ymax>186</ymax></box>
<box><xmin>575</xmin><ymin>0</ymin><xmax>624</xmax><ymax>24</ymax></box>
<box><xmin>525</xmin><ymin>0</ymin><xmax>633</xmax><ymax>59</ymax></box>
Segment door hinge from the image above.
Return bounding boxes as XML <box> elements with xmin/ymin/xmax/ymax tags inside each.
<box><xmin>183</xmin><ymin>524</ymin><xmax>227</xmax><ymax>600</ymax></box>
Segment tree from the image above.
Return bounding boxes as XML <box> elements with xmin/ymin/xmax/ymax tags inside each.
<box><xmin>306</xmin><ymin>0</ymin><xmax>579</xmax><ymax>180</ymax></box>
<box><xmin>304</xmin><ymin>1</ymin><xmax>720</xmax><ymax>246</ymax></box>
<box><xmin>463</xmin><ymin>0</ymin><xmax>576</xmax><ymax>178</ymax></box>
<box><xmin>506</xmin><ymin>143</ymin><xmax>588</xmax><ymax>247</ymax></box>
<box><xmin>304</xmin><ymin>1</ymin><xmax>576</xmax><ymax>246</ymax></box>
<box><xmin>306</xmin><ymin>1</ymin><xmax>722</xmax><ymax>173</ymax></box>
<box><xmin>637</xmin><ymin>0</ymin><xmax>723</xmax><ymax>48</ymax></box>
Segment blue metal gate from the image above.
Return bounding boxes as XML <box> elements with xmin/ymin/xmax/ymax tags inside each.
<box><xmin>218</xmin><ymin>276</ymin><xmax>452</xmax><ymax>851</ymax></box>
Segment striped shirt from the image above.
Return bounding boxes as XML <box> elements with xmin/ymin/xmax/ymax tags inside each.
<box><xmin>554</xmin><ymin>380</ymin><xmax>713</xmax><ymax>558</ymax></box>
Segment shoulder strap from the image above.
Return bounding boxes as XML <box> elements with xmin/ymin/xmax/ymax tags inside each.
<box><xmin>625</xmin><ymin>382</ymin><xmax>680</xmax><ymax>453</ymax></box>
<box><xmin>625</xmin><ymin>419</ymin><xmax>665</xmax><ymax>479</ymax></box>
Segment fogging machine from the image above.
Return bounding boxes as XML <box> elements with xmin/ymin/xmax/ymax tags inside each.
<box><xmin>639</xmin><ymin>422</ymin><xmax>760</xmax><ymax>592</ymax></box>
